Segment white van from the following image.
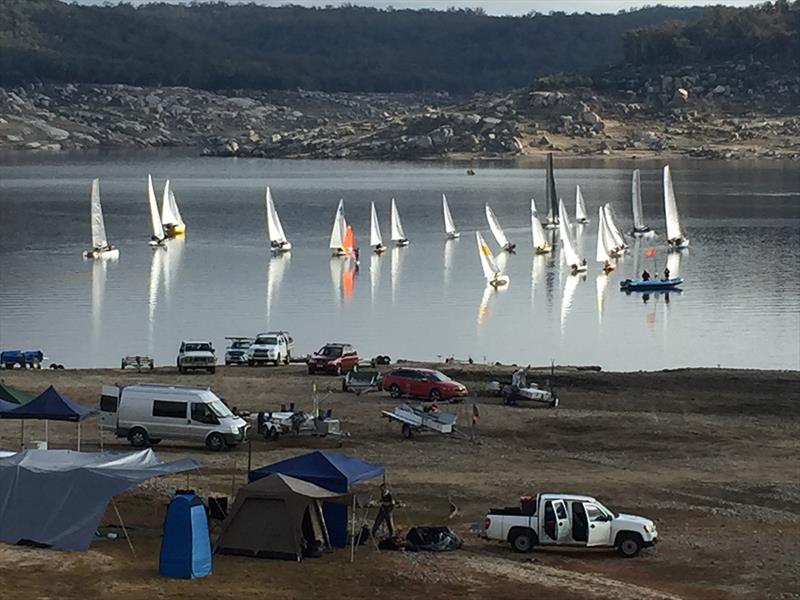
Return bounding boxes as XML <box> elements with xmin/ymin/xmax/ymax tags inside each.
<box><xmin>100</xmin><ymin>384</ymin><xmax>248</xmax><ymax>451</ymax></box>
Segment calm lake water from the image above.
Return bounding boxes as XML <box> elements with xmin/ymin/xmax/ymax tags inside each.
<box><xmin>1</xmin><ymin>153</ymin><xmax>798</xmax><ymax>371</ymax></box>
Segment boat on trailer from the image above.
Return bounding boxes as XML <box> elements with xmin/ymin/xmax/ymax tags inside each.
<box><xmin>83</xmin><ymin>178</ymin><xmax>119</xmax><ymax>260</ymax></box>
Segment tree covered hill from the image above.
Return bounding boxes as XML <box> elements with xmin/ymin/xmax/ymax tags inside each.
<box><xmin>0</xmin><ymin>0</ymin><xmax>704</xmax><ymax>92</ymax></box>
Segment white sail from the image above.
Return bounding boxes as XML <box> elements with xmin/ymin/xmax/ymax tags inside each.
<box><xmin>663</xmin><ymin>165</ymin><xmax>684</xmax><ymax>241</ymax></box>
<box><xmin>485</xmin><ymin>203</ymin><xmax>509</xmax><ymax>248</ymax></box>
<box><xmin>390</xmin><ymin>198</ymin><xmax>407</xmax><ymax>241</ymax></box>
<box><xmin>596</xmin><ymin>207</ymin><xmax>611</xmax><ymax>263</ymax></box>
<box><xmin>442</xmin><ymin>194</ymin><xmax>457</xmax><ymax>235</ymax></box>
<box><xmin>90</xmin><ymin>178</ymin><xmax>108</xmax><ymax>248</ymax></box>
<box><xmin>575</xmin><ymin>185</ymin><xmax>589</xmax><ymax>222</ymax></box>
<box><xmin>370</xmin><ymin>201</ymin><xmax>383</xmax><ymax>247</ymax></box>
<box><xmin>604</xmin><ymin>204</ymin><xmax>626</xmax><ymax>248</ymax></box>
<box><xmin>599</xmin><ymin>207</ymin><xmax>619</xmax><ymax>260</ymax></box>
<box><xmin>558</xmin><ymin>200</ymin><xmax>582</xmax><ymax>268</ymax></box>
<box><xmin>169</xmin><ymin>188</ymin><xmax>184</xmax><ymax>227</ymax></box>
<box><xmin>147</xmin><ymin>175</ymin><xmax>164</xmax><ymax>240</ymax></box>
<box><xmin>266</xmin><ymin>187</ymin><xmax>288</xmax><ymax>244</ymax></box>
<box><xmin>329</xmin><ymin>199</ymin><xmax>347</xmax><ymax>249</ymax></box>
<box><xmin>666</xmin><ymin>249</ymin><xmax>682</xmax><ymax>277</ymax></box>
<box><xmin>160</xmin><ymin>179</ymin><xmax>179</xmax><ymax>226</ymax></box>
<box><xmin>631</xmin><ymin>169</ymin><xmax>645</xmax><ymax>230</ymax></box>
<box><xmin>476</xmin><ymin>232</ymin><xmax>502</xmax><ymax>280</ymax></box>
<box><xmin>531</xmin><ymin>198</ymin><xmax>548</xmax><ymax>250</ymax></box>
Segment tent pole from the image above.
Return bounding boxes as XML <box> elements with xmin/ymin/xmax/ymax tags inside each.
<box><xmin>112</xmin><ymin>498</ymin><xmax>136</xmax><ymax>557</ymax></box>
<box><xmin>230</xmin><ymin>458</ymin><xmax>236</xmax><ymax>499</ymax></box>
<box><xmin>45</xmin><ymin>420</ymin><xmax>49</xmax><ymax>447</ymax></box>
<box><xmin>350</xmin><ymin>493</ymin><xmax>356</xmax><ymax>563</ymax></box>
<box><xmin>20</xmin><ymin>420</ymin><xmax>24</xmax><ymax>450</ymax></box>
<box><xmin>77</xmin><ymin>422</ymin><xmax>81</xmax><ymax>451</ymax></box>
<box><xmin>99</xmin><ymin>419</ymin><xmax>104</xmax><ymax>451</ymax></box>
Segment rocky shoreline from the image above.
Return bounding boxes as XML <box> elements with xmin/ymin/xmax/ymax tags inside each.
<box><xmin>2</xmin><ymin>63</ymin><xmax>798</xmax><ymax>161</ymax></box>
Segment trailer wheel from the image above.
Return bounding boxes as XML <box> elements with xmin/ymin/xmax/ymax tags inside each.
<box><xmin>401</xmin><ymin>423</ymin><xmax>413</xmax><ymax>439</ymax></box>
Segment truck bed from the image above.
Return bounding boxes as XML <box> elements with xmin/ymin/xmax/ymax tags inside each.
<box><xmin>489</xmin><ymin>506</ymin><xmax>535</xmax><ymax>516</ymax></box>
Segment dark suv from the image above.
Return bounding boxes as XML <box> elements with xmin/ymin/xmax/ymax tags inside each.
<box><xmin>307</xmin><ymin>343</ymin><xmax>359</xmax><ymax>375</ymax></box>
<box><xmin>382</xmin><ymin>367</ymin><xmax>468</xmax><ymax>402</ymax></box>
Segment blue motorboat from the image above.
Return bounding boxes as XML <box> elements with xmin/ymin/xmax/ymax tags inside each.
<box><xmin>620</xmin><ymin>277</ymin><xmax>684</xmax><ymax>292</ymax></box>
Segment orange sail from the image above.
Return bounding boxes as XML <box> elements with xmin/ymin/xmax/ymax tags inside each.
<box><xmin>343</xmin><ymin>225</ymin><xmax>356</xmax><ymax>254</ymax></box>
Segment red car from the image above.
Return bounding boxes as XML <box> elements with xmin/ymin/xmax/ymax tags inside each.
<box><xmin>382</xmin><ymin>367</ymin><xmax>468</xmax><ymax>402</ymax></box>
<box><xmin>307</xmin><ymin>343</ymin><xmax>359</xmax><ymax>375</ymax></box>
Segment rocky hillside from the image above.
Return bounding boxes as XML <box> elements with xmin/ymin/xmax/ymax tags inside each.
<box><xmin>2</xmin><ymin>59</ymin><xmax>797</xmax><ymax>161</ymax></box>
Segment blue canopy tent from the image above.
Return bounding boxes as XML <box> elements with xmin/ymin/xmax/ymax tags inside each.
<box><xmin>159</xmin><ymin>492</ymin><xmax>212</xmax><ymax>579</ymax></box>
<box><xmin>249</xmin><ymin>451</ymin><xmax>384</xmax><ymax>547</ymax></box>
<box><xmin>0</xmin><ymin>385</ymin><xmax>98</xmax><ymax>449</ymax></box>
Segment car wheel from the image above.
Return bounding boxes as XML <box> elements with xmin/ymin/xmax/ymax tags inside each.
<box><xmin>617</xmin><ymin>533</ymin><xmax>643</xmax><ymax>558</ymax></box>
<box><xmin>209</xmin><ymin>367</ymin><xmax>216</xmax><ymax>374</ymax></box>
<box><xmin>284</xmin><ymin>353</ymin><xmax>291</xmax><ymax>365</ymax></box>
<box><xmin>128</xmin><ymin>428</ymin><xmax>149</xmax><ymax>448</ymax></box>
<box><xmin>429</xmin><ymin>388</ymin><xmax>442</xmax><ymax>402</ymax></box>
<box><xmin>389</xmin><ymin>384</ymin><xmax>401</xmax><ymax>399</ymax></box>
<box><xmin>276</xmin><ymin>354</ymin><xmax>281</xmax><ymax>366</ymax></box>
<box><xmin>206</xmin><ymin>433</ymin><xmax>226</xmax><ymax>452</ymax></box>
<box><xmin>401</xmin><ymin>423</ymin><xmax>413</xmax><ymax>439</ymax></box>
<box><xmin>511</xmin><ymin>529</ymin><xmax>535</xmax><ymax>553</ymax></box>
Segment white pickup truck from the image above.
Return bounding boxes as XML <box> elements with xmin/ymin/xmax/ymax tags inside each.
<box><xmin>247</xmin><ymin>331</ymin><xmax>293</xmax><ymax>366</ymax></box>
<box><xmin>482</xmin><ymin>493</ymin><xmax>658</xmax><ymax>558</ymax></box>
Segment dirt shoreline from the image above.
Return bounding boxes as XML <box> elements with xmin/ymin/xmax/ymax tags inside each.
<box><xmin>0</xmin><ymin>364</ymin><xmax>797</xmax><ymax>599</ymax></box>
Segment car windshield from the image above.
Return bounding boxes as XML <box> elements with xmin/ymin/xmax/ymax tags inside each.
<box><xmin>429</xmin><ymin>371</ymin><xmax>451</xmax><ymax>382</ymax></box>
<box><xmin>209</xmin><ymin>400</ymin><xmax>233</xmax><ymax>418</ymax></box>
<box><xmin>256</xmin><ymin>337</ymin><xmax>277</xmax><ymax>345</ymax></box>
<box><xmin>232</xmin><ymin>341</ymin><xmax>251</xmax><ymax>349</ymax></box>
<box><xmin>318</xmin><ymin>346</ymin><xmax>343</xmax><ymax>357</ymax></box>
<box><xmin>185</xmin><ymin>343</ymin><xmax>211</xmax><ymax>352</ymax></box>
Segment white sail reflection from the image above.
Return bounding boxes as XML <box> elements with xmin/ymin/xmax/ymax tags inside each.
<box><xmin>443</xmin><ymin>239</ymin><xmax>456</xmax><ymax>290</ymax></box>
<box><xmin>478</xmin><ymin>285</ymin><xmax>494</xmax><ymax>325</ymax></box>
<box><xmin>329</xmin><ymin>258</ymin><xmax>343</xmax><ymax>307</ymax></box>
<box><xmin>370</xmin><ymin>252</ymin><xmax>381</xmax><ymax>304</ymax></box>
<box><xmin>391</xmin><ymin>246</ymin><xmax>404</xmax><ymax>304</ymax></box>
<box><xmin>596</xmin><ymin>273</ymin><xmax>609</xmax><ymax>327</ymax></box>
<box><xmin>147</xmin><ymin>247</ymin><xmax>164</xmax><ymax>353</ymax></box>
<box><xmin>162</xmin><ymin>236</ymin><xmax>184</xmax><ymax>308</ymax></box>
<box><xmin>560</xmin><ymin>270</ymin><xmax>581</xmax><ymax>336</ymax></box>
<box><xmin>266</xmin><ymin>252</ymin><xmax>290</xmax><ymax>325</ymax></box>
<box><xmin>91</xmin><ymin>259</ymin><xmax>107</xmax><ymax>355</ymax></box>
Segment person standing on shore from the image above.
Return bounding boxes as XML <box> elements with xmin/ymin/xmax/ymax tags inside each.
<box><xmin>371</xmin><ymin>482</ymin><xmax>395</xmax><ymax>538</ymax></box>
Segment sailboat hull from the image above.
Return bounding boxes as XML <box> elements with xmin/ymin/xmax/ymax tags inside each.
<box><xmin>535</xmin><ymin>245</ymin><xmax>552</xmax><ymax>254</ymax></box>
<box><xmin>576</xmin><ymin>218</ymin><xmax>590</xmax><ymax>225</ymax></box>
<box><xmin>149</xmin><ymin>239</ymin><xmax>167</xmax><ymax>248</ymax></box>
<box><xmin>83</xmin><ymin>248</ymin><xmax>119</xmax><ymax>260</ymax></box>
<box><xmin>271</xmin><ymin>242</ymin><xmax>292</xmax><ymax>254</ymax></box>
<box><xmin>543</xmin><ymin>222</ymin><xmax>558</xmax><ymax>230</ymax></box>
<box><xmin>570</xmin><ymin>265</ymin><xmax>588</xmax><ymax>274</ymax></box>
<box><xmin>395</xmin><ymin>239</ymin><xmax>409</xmax><ymax>247</ymax></box>
<box><xmin>501</xmin><ymin>243</ymin><xmax>516</xmax><ymax>253</ymax></box>
<box><xmin>667</xmin><ymin>238</ymin><xmax>690</xmax><ymax>250</ymax></box>
<box><xmin>489</xmin><ymin>275</ymin><xmax>510</xmax><ymax>288</ymax></box>
<box><xmin>373</xmin><ymin>244</ymin><xmax>387</xmax><ymax>254</ymax></box>
<box><xmin>447</xmin><ymin>232</ymin><xmax>460</xmax><ymax>240</ymax></box>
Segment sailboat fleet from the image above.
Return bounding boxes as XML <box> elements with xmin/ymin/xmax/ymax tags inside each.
<box><xmin>81</xmin><ymin>157</ymin><xmax>690</xmax><ymax>297</ymax></box>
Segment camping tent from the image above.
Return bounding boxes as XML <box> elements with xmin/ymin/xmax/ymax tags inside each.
<box><xmin>249</xmin><ymin>451</ymin><xmax>383</xmax><ymax>547</ymax></box>
<box><xmin>160</xmin><ymin>492</ymin><xmax>212</xmax><ymax>579</ymax></box>
<box><xmin>217</xmin><ymin>473</ymin><xmax>345</xmax><ymax>561</ymax></box>
<box><xmin>0</xmin><ymin>383</ymin><xmax>35</xmax><ymax>405</ymax></box>
<box><xmin>0</xmin><ymin>449</ymin><xmax>202</xmax><ymax>550</ymax></box>
<box><xmin>0</xmin><ymin>385</ymin><xmax>98</xmax><ymax>449</ymax></box>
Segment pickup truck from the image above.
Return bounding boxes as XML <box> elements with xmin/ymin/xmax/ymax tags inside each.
<box><xmin>177</xmin><ymin>341</ymin><xmax>216</xmax><ymax>374</ymax></box>
<box><xmin>482</xmin><ymin>493</ymin><xmax>658</xmax><ymax>558</ymax></box>
<box><xmin>247</xmin><ymin>331</ymin><xmax>293</xmax><ymax>366</ymax></box>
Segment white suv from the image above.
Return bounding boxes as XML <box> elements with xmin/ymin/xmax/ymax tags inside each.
<box><xmin>177</xmin><ymin>341</ymin><xmax>216</xmax><ymax>374</ymax></box>
<box><xmin>247</xmin><ymin>331</ymin><xmax>293</xmax><ymax>366</ymax></box>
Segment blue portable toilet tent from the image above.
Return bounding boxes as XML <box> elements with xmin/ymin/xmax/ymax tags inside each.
<box><xmin>249</xmin><ymin>451</ymin><xmax>384</xmax><ymax>547</ymax></box>
<box><xmin>159</xmin><ymin>492</ymin><xmax>212</xmax><ymax>579</ymax></box>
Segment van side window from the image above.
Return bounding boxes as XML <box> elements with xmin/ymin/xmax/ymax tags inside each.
<box><xmin>191</xmin><ymin>403</ymin><xmax>218</xmax><ymax>425</ymax></box>
<box><xmin>100</xmin><ymin>394</ymin><xmax>118</xmax><ymax>412</ymax></box>
<box><xmin>153</xmin><ymin>400</ymin><xmax>187</xmax><ymax>419</ymax></box>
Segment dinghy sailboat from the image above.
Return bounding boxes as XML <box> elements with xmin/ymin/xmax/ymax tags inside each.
<box><xmin>544</xmin><ymin>153</ymin><xmax>559</xmax><ymax>229</ymax></box>
<box><xmin>575</xmin><ymin>185</ymin><xmax>590</xmax><ymax>224</ymax></box>
<box><xmin>558</xmin><ymin>199</ymin><xmax>586</xmax><ymax>273</ymax></box>
<box><xmin>476</xmin><ymin>232</ymin><xmax>509</xmax><ymax>288</ymax></box>
<box><xmin>596</xmin><ymin>207</ymin><xmax>616</xmax><ymax>273</ymax></box>
<box><xmin>485</xmin><ymin>203</ymin><xmax>515</xmax><ymax>252</ymax></box>
<box><xmin>370</xmin><ymin>201</ymin><xmax>386</xmax><ymax>254</ymax></box>
<box><xmin>160</xmin><ymin>180</ymin><xmax>186</xmax><ymax>237</ymax></box>
<box><xmin>266</xmin><ymin>187</ymin><xmax>292</xmax><ymax>253</ymax></box>
<box><xmin>83</xmin><ymin>178</ymin><xmax>119</xmax><ymax>259</ymax></box>
<box><xmin>663</xmin><ymin>165</ymin><xmax>690</xmax><ymax>249</ymax></box>
<box><xmin>603</xmin><ymin>203</ymin><xmax>627</xmax><ymax>252</ymax></box>
<box><xmin>147</xmin><ymin>175</ymin><xmax>166</xmax><ymax>247</ymax></box>
<box><xmin>630</xmin><ymin>169</ymin><xmax>653</xmax><ymax>236</ymax></box>
<box><xmin>530</xmin><ymin>198</ymin><xmax>552</xmax><ymax>254</ymax></box>
<box><xmin>329</xmin><ymin>199</ymin><xmax>348</xmax><ymax>256</ymax></box>
<box><xmin>390</xmin><ymin>198</ymin><xmax>409</xmax><ymax>247</ymax></box>
<box><xmin>442</xmin><ymin>194</ymin><xmax>460</xmax><ymax>239</ymax></box>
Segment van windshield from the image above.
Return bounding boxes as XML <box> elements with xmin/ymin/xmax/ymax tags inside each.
<box><xmin>209</xmin><ymin>401</ymin><xmax>233</xmax><ymax>418</ymax></box>
<box><xmin>256</xmin><ymin>337</ymin><xmax>277</xmax><ymax>345</ymax></box>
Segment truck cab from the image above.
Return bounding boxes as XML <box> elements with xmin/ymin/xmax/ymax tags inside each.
<box><xmin>177</xmin><ymin>341</ymin><xmax>216</xmax><ymax>374</ymax></box>
<box><xmin>247</xmin><ymin>331</ymin><xmax>293</xmax><ymax>366</ymax></box>
<box><xmin>483</xmin><ymin>493</ymin><xmax>658</xmax><ymax>558</ymax></box>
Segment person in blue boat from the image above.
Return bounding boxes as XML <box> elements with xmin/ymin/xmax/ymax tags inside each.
<box><xmin>641</xmin><ymin>270</ymin><xmax>651</xmax><ymax>281</ymax></box>
<box><xmin>663</xmin><ymin>267</ymin><xmax>670</xmax><ymax>280</ymax></box>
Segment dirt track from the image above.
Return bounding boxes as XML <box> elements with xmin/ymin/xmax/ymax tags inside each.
<box><xmin>0</xmin><ymin>365</ymin><xmax>797</xmax><ymax>600</ymax></box>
